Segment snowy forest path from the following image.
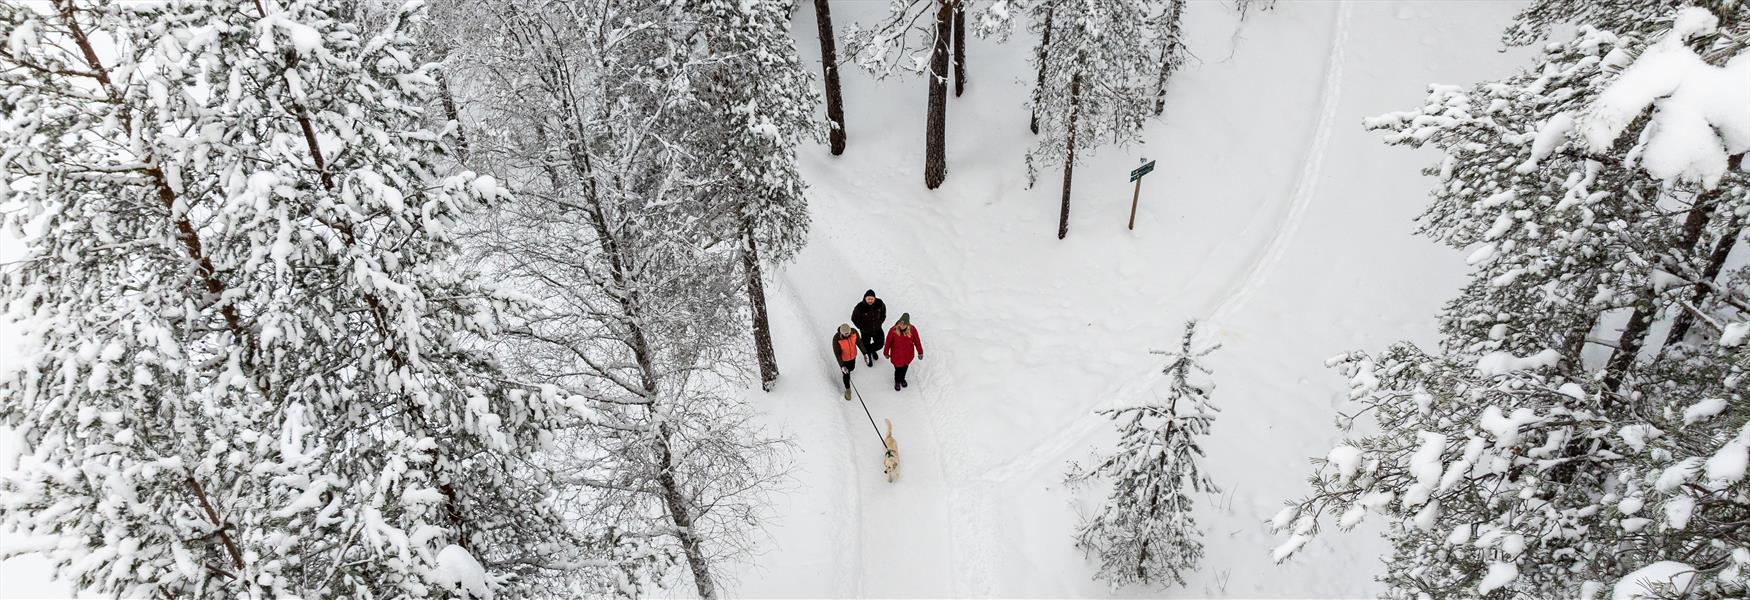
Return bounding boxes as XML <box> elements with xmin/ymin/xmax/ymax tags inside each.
<box><xmin>976</xmin><ymin>0</ymin><xmax>1356</xmax><ymax>486</ymax></box>
<box><xmin>723</xmin><ymin>0</ymin><xmax>1528</xmax><ymax>596</ymax></box>
<box><xmin>767</xmin><ymin>211</ymin><xmax>977</xmax><ymax>596</ymax></box>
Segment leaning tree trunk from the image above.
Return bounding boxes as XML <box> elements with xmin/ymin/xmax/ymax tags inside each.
<box><xmin>953</xmin><ymin>1</ymin><xmax>966</xmax><ymax>97</ymax></box>
<box><xmin>742</xmin><ymin>217</ymin><xmax>780</xmax><ymax>390</ymax></box>
<box><xmin>924</xmin><ymin>0</ymin><xmax>952</xmax><ymax>189</ymax></box>
<box><xmin>814</xmin><ymin>0</ymin><xmax>846</xmax><ymax>155</ymax></box>
<box><xmin>1601</xmin><ymin>173</ymin><xmax>1733</xmax><ymax>391</ymax></box>
<box><xmin>625</xmin><ymin>308</ymin><xmax>718</xmax><ymax>598</ymax></box>
<box><xmin>1664</xmin><ymin>156</ymin><xmax>1746</xmax><ymax>347</ymax></box>
<box><xmin>1058</xmin><ymin>70</ymin><xmax>1083</xmax><ymax>240</ymax></box>
<box><xmin>1030</xmin><ymin>4</ymin><xmax>1056</xmax><ymax>134</ymax></box>
<box><xmin>1665</xmin><ymin>216</ymin><xmax>1744</xmax><ymax>347</ymax></box>
<box><xmin>655</xmin><ymin>423</ymin><xmax>717</xmax><ymax>599</ymax></box>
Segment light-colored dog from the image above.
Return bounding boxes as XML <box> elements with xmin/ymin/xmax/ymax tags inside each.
<box><xmin>882</xmin><ymin>418</ymin><xmax>900</xmax><ymax>483</ymax></box>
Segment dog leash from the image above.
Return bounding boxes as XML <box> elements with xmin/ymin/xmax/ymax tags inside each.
<box><xmin>848</xmin><ymin>379</ymin><xmax>885</xmax><ymax>446</ymax></box>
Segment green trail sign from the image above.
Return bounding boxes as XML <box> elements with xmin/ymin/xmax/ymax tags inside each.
<box><xmin>1127</xmin><ymin>159</ymin><xmax>1157</xmax><ymax>230</ymax></box>
<box><xmin>1129</xmin><ymin>159</ymin><xmax>1156</xmax><ymax>182</ymax></box>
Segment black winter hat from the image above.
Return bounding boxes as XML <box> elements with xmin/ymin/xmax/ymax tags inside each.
<box><xmin>864</xmin><ymin>289</ymin><xmax>877</xmax><ymax>298</ymax></box>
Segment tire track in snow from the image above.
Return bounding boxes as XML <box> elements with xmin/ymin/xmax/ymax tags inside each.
<box><xmin>976</xmin><ymin>0</ymin><xmax>1354</xmax><ymax>484</ymax></box>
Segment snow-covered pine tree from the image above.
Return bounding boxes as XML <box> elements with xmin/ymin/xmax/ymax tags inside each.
<box><xmin>436</xmin><ymin>3</ymin><xmax>788</xmax><ymax>596</ymax></box>
<box><xmin>1025</xmin><ymin>0</ymin><xmax>1158</xmax><ymax>238</ymax></box>
<box><xmin>0</xmin><ymin>1</ymin><xmax>566</xmax><ymax>597</ymax></box>
<box><xmin>847</xmin><ymin>0</ymin><xmax>1016</xmax><ymax>189</ymax></box>
<box><xmin>1234</xmin><ymin>0</ymin><xmax>1275</xmax><ymax>21</ymax></box>
<box><xmin>1274</xmin><ymin>7</ymin><xmax>1750</xmax><ymax>598</ymax></box>
<box><xmin>1027</xmin><ymin>0</ymin><xmax>1057</xmax><ymax>134</ymax></box>
<box><xmin>1067</xmin><ymin>321</ymin><xmax>1220</xmax><ymax>589</ymax></box>
<box><xmin>810</xmin><ymin>0</ymin><xmax>848</xmax><ymax>155</ymax></box>
<box><xmin>1149</xmin><ymin>0</ymin><xmax>1188</xmax><ymax>117</ymax></box>
<box><xmin>678</xmin><ymin>0</ymin><xmax>819</xmax><ymax>393</ymax></box>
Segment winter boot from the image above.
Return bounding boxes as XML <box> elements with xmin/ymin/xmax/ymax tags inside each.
<box><xmin>865</xmin><ymin>353</ymin><xmax>875</xmax><ymax>367</ymax></box>
<box><xmin>901</xmin><ymin>380</ymin><xmax>908</xmax><ymax>389</ymax></box>
<box><xmin>843</xmin><ymin>388</ymin><xmax>852</xmax><ymax>401</ymax></box>
<box><xmin>894</xmin><ymin>382</ymin><xmax>902</xmax><ymax>392</ymax></box>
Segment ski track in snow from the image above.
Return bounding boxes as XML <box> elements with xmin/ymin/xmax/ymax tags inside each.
<box><xmin>1205</xmin><ymin>0</ymin><xmax>1352</xmax><ymax>326</ymax></box>
<box><xmin>977</xmin><ymin>0</ymin><xmax>1354</xmax><ymax>486</ymax></box>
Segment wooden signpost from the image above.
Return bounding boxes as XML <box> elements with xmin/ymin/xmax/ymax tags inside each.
<box><xmin>1127</xmin><ymin>158</ymin><xmax>1156</xmax><ymax>230</ymax></box>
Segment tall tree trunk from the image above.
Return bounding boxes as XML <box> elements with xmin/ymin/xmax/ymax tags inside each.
<box><xmin>814</xmin><ymin>0</ymin><xmax>846</xmax><ymax>155</ymax></box>
<box><xmin>1030</xmin><ymin>4</ymin><xmax>1056</xmax><ymax>134</ymax></box>
<box><xmin>742</xmin><ymin>217</ymin><xmax>780</xmax><ymax>391</ymax></box>
<box><xmin>1665</xmin><ymin>216</ymin><xmax>1744</xmax><ymax>346</ymax></box>
<box><xmin>1058</xmin><ymin>70</ymin><xmax>1082</xmax><ymax>240</ymax></box>
<box><xmin>436</xmin><ymin>66</ymin><xmax>470</xmax><ymax>161</ymax></box>
<box><xmin>924</xmin><ymin>0</ymin><xmax>951</xmax><ymax>189</ymax></box>
<box><xmin>953</xmin><ymin>1</ymin><xmax>966</xmax><ymax>97</ymax></box>
<box><xmin>656</xmin><ymin>423</ymin><xmax>717</xmax><ymax>599</ymax></box>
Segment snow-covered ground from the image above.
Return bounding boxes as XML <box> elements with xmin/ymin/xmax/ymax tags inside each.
<box><xmin>725</xmin><ymin>1</ymin><xmax>1531</xmax><ymax>597</ymax></box>
<box><xmin>0</xmin><ymin>1</ymin><xmax>1535</xmax><ymax>598</ymax></box>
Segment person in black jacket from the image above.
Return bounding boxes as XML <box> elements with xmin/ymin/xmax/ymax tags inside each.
<box><xmin>850</xmin><ymin>289</ymin><xmax>886</xmax><ymax>366</ymax></box>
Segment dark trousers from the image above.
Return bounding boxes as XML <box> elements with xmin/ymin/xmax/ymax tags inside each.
<box><xmin>894</xmin><ymin>365</ymin><xmax>909</xmax><ymax>386</ymax></box>
<box><xmin>839</xmin><ymin>359</ymin><xmax>856</xmax><ymax>389</ymax></box>
<box><xmin>859</xmin><ymin>329</ymin><xmax>884</xmax><ymax>357</ymax></box>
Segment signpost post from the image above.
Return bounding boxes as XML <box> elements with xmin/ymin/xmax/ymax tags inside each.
<box><xmin>1127</xmin><ymin>158</ymin><xmax>1156</xmax><ymax>231</ymax></box>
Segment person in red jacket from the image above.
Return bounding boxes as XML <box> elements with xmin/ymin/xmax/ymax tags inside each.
<box><xmin>884</xmin><ymin>313</ymin><xmax>924</xmax><ymax>391</ymax></box>
<box><xmin>832</xmin><ymin>323</ymin><xmax>859</xmax><ymax>400</ymax></box>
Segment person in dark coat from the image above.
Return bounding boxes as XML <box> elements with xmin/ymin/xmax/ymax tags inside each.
<box><xmin>832</xmin><ymin>323</ymin><xmax>859</xmax><ymax>401</ymax></box>
<box><xmin>884</xmin><ymin>313</ymin><xmax>923</xmax><ymax>391</ymax></box>
<box><xmin>850</xmin><ymin>289</ymin><xmax>887</xmax><ymax>367</ymax></box>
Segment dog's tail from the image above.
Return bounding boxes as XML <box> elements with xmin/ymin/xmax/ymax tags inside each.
<box><xmin>884</xmin><ymin>418</ymin><xmax>892</xmax><ymax>437</ymax></box>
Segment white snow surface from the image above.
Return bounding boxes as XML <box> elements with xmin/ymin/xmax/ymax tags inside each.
<box><xmin>1611</xmin><ymin>561</ymin><xmax>1697</xmax><ymax>600</ymax></box>
<box><xmin>0</xmin><ymin>1</ymin><xmax>1536</xmax><ymax>598</ymax></box>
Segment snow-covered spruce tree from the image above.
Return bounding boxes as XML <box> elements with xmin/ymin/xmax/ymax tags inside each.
<box><xmin>0</xmin><ymin>1</ymin><xmax>566</xmax><ymax>597</ymax></box>
<box><xmin>1273</xmin><ymin>8</ymin><xmax>1750</xmax><ymax>598</ymax></box>
<box><xmin>1026</xmin><ymin>0</ymin><xmax>1158</xmax><ymax>238</ymax></box>
<box><xmin>677</xmin><ymin>0</ymin><xmax>819</xmax><ymax>393</ymax></box>
<box><xmin>1067</xmin><ymin>321</ymin><xmax>1220</xmax><ymax>589</ymax></box>
<box><xmin>847</xmin><ymin>0</ymin><xmax>1017</xmax><ymax>189</ymax></box>
<box><xmin>438</xmin><ymin>2</ymin><xmax>787</xmax><ymax>597</ymax></box>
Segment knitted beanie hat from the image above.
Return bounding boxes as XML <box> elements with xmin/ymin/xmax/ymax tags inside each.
<box><xmin>864</xmin><ymin>289</ymin><xmax>877</xmax><ymax>299</ymax></box>
<box><xmin>898</xmin><ymin>313</ymin><xmax>911</xmax><ymax>325</ymax></box>
<box><xmin>839</xmin><ymin>323</ymin><xmax>854</xmax><ymax>336</ymax></box>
